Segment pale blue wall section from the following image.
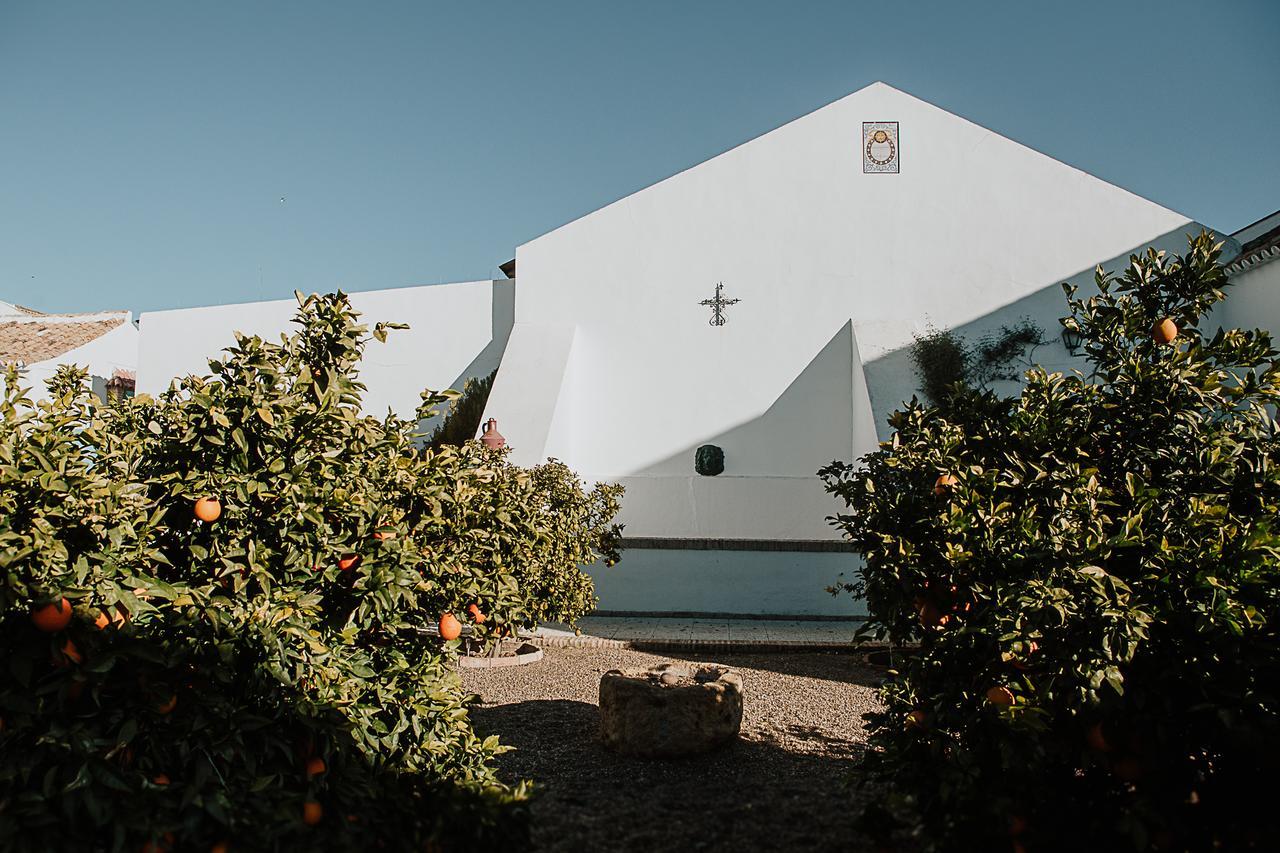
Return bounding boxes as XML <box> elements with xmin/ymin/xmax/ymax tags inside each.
<box><xmin>586</xmin><ymin>549</ymin><xmax>868</xmax><ymax>618</ymax></box>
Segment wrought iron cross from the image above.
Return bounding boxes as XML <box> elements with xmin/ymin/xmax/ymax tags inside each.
<box><xmin>698</xmin><ymin>282</ymin><xmax>740</xmax><ymax>327</ymax></box>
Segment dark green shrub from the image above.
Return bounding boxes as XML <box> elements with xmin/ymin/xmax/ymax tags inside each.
<box><xmin>821</xmin><ymin>234</ymin><xmax>1280</xmax><ymax>851</ymax></box>
<box><xmin>0</xmin><ymin>292</ymin><xmax>618</xmax><ymax>851</ymax></box>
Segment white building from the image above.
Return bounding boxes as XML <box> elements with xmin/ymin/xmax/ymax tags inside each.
<box><xmin>0</xmin><ymin>301</ymin><xmax>138</xmax><ymax>402</ymax></box>
<box><xmin>133</xmin><ymin>82</ymin><xmax>1261</xmax><ymax>617</ymax></box>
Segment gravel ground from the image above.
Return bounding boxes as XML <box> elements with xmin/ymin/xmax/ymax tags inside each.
<box><xmin>460</xmin><ymin>646</ymin><xmax>885</xmax><ymax>853</ymax></box>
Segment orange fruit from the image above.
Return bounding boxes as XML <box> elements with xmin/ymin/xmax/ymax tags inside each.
<box><xmin>303</xmin><ymin>800</ymin><xmax>324</xmax><ymax>826</ymax></box>
<box><xmin>31</xmin><ymin>598</ymin><xmax>73</xmax><ymax>632</ymax></box>
<box><xmin>305</xmin><ymin>756</ymin><xmax>326</xmax><ymax>778</ymax></box>
<box><xmin>985</xmin><ymin>686</ymin><xmax>1015</xmax><ymax>707</ymax></box>
<box><xmin>905</xmin><ymin>710</ymin><xmax>926</xmax><ymax>730</ymax></box>
<box><xmin>933</xmin><ymin>473</ymin><xmax>958</xmax><ymax>495</ymax></box>
<box><xmin>153</xmin><ymin>773</ymin><xmax>171</xmax><ymax>786</ymax></box>
<box><xmin>373</xmin><ymin>529</ymin><xmax>395</xmax><ymax>541</ymax></box>
<box><xmin>1086</xmin><ymin>722</ymin><xmax>1111</xmax><ymax>753</ymax></box>
<box><xmin>210</xmin><ymin>843</ymin><xmax>230</xmax><ymax>853</ymax></box>
<box><xmin>1112</xmin><ymin>755</ymin><xmax>1143</xmax><ymax>782</ymax></box>
<box><xmin>93</xmin><ymin>610</ymin><xmax>111</xmax><ymax>630</ymax></box>
<box><xmin>157</xmin><ymin>694</ymin><xmax>178</xmax><ymax>715</ymax></box>
<box><xmin>438</xmin><ymin>613</ymin><xmax>462</xmax><ymax>641</ymax></box>
<box><xmin>1152</xmin><ymin>318</ymin><xmax>1178</xmax><ymax>345</ymax></box>
<box><xmin>194</xmin><ymin>497</ymin><xmax>222</xmax><ymax>523</ymax></box>
<box><xmin>60</xmin><ymin>638</ymin><xmax>83</xmax><ymax>665</ymax></box>
<box><xmin>141</xmin><ymin>832</ymin><xmax>175</xmax><ymax>853</ymax></box>
<box><xmin>337</xmin><ymin>553</ymin><xmax>361</xmax><ymax>571</ymax></box>
<box><xmin>467</xmin><ymin>603</ymin><xmax>487</xmax><ymax>624</ymax></box>
<box><xmin>917</xmin><ymin>600</ymin><xmax>943</xmax><ymax>629</ymax></box>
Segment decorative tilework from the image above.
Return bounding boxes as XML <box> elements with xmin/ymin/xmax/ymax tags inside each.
<box><xmin>862</xmin><ymin>121</ymin><xmax>899</xmax><ymax>173</ymax></box>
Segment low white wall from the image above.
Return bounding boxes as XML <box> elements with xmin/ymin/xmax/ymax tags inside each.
<box><xmin>586</xmin><ymin>549</ymin><xmax>867</xmax><ymax>617</ymax></box>
<box><xmin>1216</xmin><ymin>261</ymin><xmax>1280</xmax><ymax>339</ymax></box>
<box><xmin>137</xmin><ymin>281</ymin><xmax>513</xmax><ymax>419</ymax></box>
<box><xmin>20</xmin><ymin>320</ymin><xmax>137</xmax><ymax>402</ymax></box>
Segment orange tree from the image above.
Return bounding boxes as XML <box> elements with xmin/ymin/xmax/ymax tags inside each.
<box><xmin>0</xmin><ymin>292</ymin><xmax>620</xmax><ymax>851</ymax></box>
<box><xmin>821</xmin><ymin>234</ymin><xmax>1280</xmax><ymax>851</ymax></box>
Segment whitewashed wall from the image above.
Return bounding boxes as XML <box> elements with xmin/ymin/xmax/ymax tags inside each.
<box><xmin>20</xmin><ymin>320</ymin><xmax>137</xmax><ymax>403</ymax></box>
<box><xmin>487</xmin><ymin>81</ymin><xmax>1203</xmax><ymax>545</ymax></box>
<box><xmin>137</xmin><ymin>281</ymin><xmax>513</xmax><ymax>421</ymax></box>
<box><xmin>1216</xmin><ymin>260</ymin><xmax>1280</xmax><ymax>340</ymax></box>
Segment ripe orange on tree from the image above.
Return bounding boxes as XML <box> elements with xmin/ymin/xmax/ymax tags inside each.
<box><xmin>985</xmin><ymin>686</ymin><xmax>1015</xmax><ymax>707</ymax></box>
<box><xmin>59</xmin><ymin>638</ymin><xmax>83</xmax><ymax>666</ymax></box>
<box><xmin>156</xmin><ymin>694</ymin><xmax>178</xmax><ymax>715</ymax></box>
<box><xmin>467</xmin><ymin>603</ymin><xmax>487</xmax><ymax>624</ymax></box>
<box><xmin>303</xmin><ymin>800</ymin><xmax>324</xmax><ymax>826</ymax></box>
<box><xmin>153</xmin><ymin>774</ymin><xmax>171</xmax><ymax>786</ymax></box>
<box><xmin>438</xmin><ymin>613</ymin><xmax>462</xmax><ymax>641</ymax></box>
<box><xmin>1152</xmin><ymin>317</ymin><xmax>1178</xmax><ymax>344</ymax></box>
<box><xmin>93</xmin><ymin>609</ymin><xmax>111</xmax><ymax>630</ymax></box>
<box><xmin>1086</xmin><ymin>722</ymin><xmax>1111</xmax><ymax>753</ymax></box>
<box><xmin>194</xmin><ymin>496</ymin><xmax>222</xmax><ymax>523</ymax></box>
<box><xmin>337</xmin><ymin>553</ymin><xmax>361</xmax><ymax>571</ymax></box>
<box><xmin>933</xmin><ymin>473</ymin><xmax>958</xmax><ymax>495</ymax></box>
<box><xmin>905</xmin><ymin>709</ymin><xmax>927</xmax><ymax>730</ymax></box>
<box><xmin>305</xmin><ymin>757</ymin><xmax>326</xmax><ymax>778</ymax></box>
<box><xmin>140</xmin><ymin>832</ymin><xmax>175</xmax><ymax>853</ymax></box>
<box><xmin>916</xmin><ymin>598</ymin><xmax>944</xmax><ymax>629</ymax></box>
<box><xmin>31</xmin><ymin>598</ymin><xmax>73</xmax><ymax>632</ymax></box>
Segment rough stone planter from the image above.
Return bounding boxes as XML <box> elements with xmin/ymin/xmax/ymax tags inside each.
<box><xmin>457</xmin><ymin>639</ymin><xmax>544</xmax><ymax>669</ymax></box>
<box><xmin>599</xmin><ymin>662</ymin><xmax>743</xmax><ymax>757</ymax></box>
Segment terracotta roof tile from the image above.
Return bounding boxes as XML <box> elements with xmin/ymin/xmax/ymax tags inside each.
<box><xmin>0</xmin><ymin>316</ymin><xmax>128</xmax><ymax>364</ymax></box>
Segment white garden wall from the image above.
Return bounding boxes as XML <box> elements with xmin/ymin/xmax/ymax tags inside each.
<box><xmin>137</xmin><ymin>280</ymin><xmax>513</xmax><ymax>421</ymax></box>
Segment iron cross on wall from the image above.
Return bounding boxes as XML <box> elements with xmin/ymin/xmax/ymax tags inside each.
<box><xmin>698</xmin><ymin>282</ymin><xmax>740</xmax><ymax>326</ymax></box>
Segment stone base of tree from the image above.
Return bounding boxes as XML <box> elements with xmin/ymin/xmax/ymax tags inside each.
<box><xmin>457</xmin><ymin>640</ymin><xmax>545</xmax><ymax>669</ymax></box>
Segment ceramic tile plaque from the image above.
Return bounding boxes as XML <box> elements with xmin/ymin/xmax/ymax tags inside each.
<box><xmin>862</xmin><ymin>121</ymin><xmax>899</xmax><ymax>173</ymax></box>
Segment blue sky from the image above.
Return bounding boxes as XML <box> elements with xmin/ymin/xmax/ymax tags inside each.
<box><xmin>2</xmin><ymin>0</ymin><xmax>1277</xmax><ymax>314</ymax></box>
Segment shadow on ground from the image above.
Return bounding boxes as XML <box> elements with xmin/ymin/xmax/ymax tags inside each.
<box><xmin>471</xmin><ymin>697</ymin><xmax>879</xmax><ymax>853</ymax></box>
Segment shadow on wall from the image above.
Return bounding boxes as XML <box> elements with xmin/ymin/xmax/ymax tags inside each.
<box><xmin>416</xmin><ymin>281</ymin><xmax>515</xmax><ymax>439</ymax></box>
<box><xmin>633</xmin><ymin>320</ymin><xmax>872</xmax><ymax>478</ymax></box>
<box><xmin>860</xmin><ymin>226</ymin><xmax>1230</xmax><ymax>436</ymax></box>
<box><xmin>621</xmin><ymin>226</ymin><xmax>1219</xmax><ymax>480</ymax></box>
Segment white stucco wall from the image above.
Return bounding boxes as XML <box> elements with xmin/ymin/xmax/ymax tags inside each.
<box><xmin>1216</xmin><ymin>262</ymin><xmax>1280</xmax><ymax>338</ymax></box>
<box><xmin>20</xmin><ymin>319</ymin><xmax>138</xmax><ymax>402</ymax></box>
<box><xmin>486</xmin><ymin>81</ymin><xmax>1203</xmax><ymax>545</ymax></box>
<box><xmin>137</xmin><ymin>280</ymin><xmax>514</xmax><ymax>420</ymax></box>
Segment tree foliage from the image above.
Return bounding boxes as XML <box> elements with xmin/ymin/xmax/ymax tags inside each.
<box><xmin>0</xmin><ymin>292</ymin><xmax>621</xmax><ymax>851</ymax></box>
<box><xmin>822</xmin><ymin>234</ymin><xmax>1280</xmax><ymax>851</ymax></box>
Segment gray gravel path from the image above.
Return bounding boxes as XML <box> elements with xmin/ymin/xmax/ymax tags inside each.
<box><xmin>460</xmin><ymin>646</ymin><xmax>884</xmax><ymax>853</ymax></box>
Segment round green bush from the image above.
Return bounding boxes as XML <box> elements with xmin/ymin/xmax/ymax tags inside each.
<box><xmin>821</xmin><ymin>234</ymin><xmax>1280</xmax><ymax>851</ymax></box>
<box><xmin>0</xmin><ymin>292</ymin><xmax>620</xmax><ymax>851</ymax></box>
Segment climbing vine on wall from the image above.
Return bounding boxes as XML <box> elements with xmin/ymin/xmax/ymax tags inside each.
<box><xmin>910</xmin><ymin>318</ymin><xmax>1047</xmax><ymax>405</ymax></box>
